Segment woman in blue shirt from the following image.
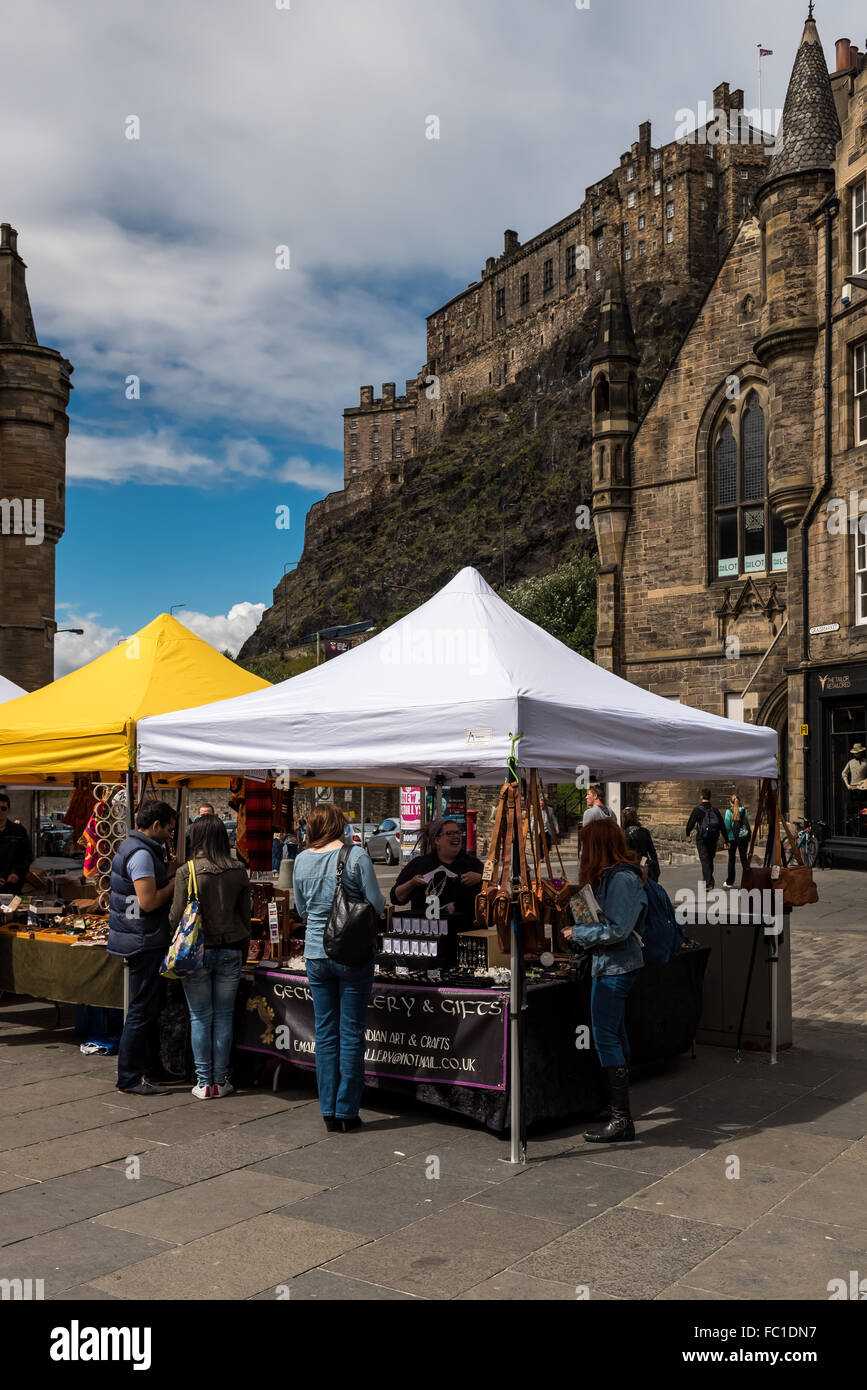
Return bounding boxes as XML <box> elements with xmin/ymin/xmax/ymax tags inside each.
<box><xmin>293</xmin><ymin>804</ymin><xmax>385</xmax><ymax>1132</ymax></box>
<box><xmin>562</xmin><ymin>817</ymin><xmax>647</xmax><ymax>1143</ymax></box>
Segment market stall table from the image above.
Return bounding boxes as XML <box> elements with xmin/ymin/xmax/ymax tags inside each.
<box><xmin>0</xmin><ymin>924</ymin><xmax>123</xmax><ymax>1010</ymax></box>
<box><xmin>235</xmin><ymin>945</ymin><xmax>710</xmax><ymax>1131</ymax></box>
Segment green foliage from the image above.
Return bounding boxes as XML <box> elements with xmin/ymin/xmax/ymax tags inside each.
<box><xmin>235</xmin><ymin>651</ymin><xmax>316</xmax><ymax>683</ymax></box>
<box><xmin>501</xmin><ymin>553</ymin><xmax>598</xmax><ymax>658</ymax></box>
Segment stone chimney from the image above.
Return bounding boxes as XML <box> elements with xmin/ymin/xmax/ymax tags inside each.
<box><xmin>382</xmin><ymin>382</ymin><xmax>396</xmax><ymax>404</ymax></box>
<box><xmin>638</xmin><ymin>120</ymin><xmax>651</xmax><ymax>154</ymax></box>
<box><xmin>503</xmin><ymin>229</ymin><xmax>520</xmax><ymax>255</ymax></box>
<box><xmin>360</xmin><ymin>385</ymin><xmax>374</xmax><ymax>406</ymax></box>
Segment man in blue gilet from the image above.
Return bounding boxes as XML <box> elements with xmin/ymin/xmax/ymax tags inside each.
<box><xmin>108</xmin><ymin>800</ymin><xmax>179</xmax><ymax>1095</ymax></box>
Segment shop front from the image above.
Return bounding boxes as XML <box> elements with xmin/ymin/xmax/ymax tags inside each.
<box><xmin>807</xmin><ymin>662</ymin><xmax>867</xmax><ymax>868</ymax></box>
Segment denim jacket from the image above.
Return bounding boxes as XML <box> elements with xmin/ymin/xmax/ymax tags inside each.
<box><xmin>571</xmin><ymin>863</ymin><xmax>647</xmax><ymax>977</ymax></box>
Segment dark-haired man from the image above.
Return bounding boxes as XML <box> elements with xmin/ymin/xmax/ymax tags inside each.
<box><xmin>685</xmin><ymin>788</ymin><xmax>725</xmax><ymax>890</ymax></box>
<box><xmin>0</xmin><ymin>793</ymin><xmax>32</xmax><ymax>889</ymax></box>
<box><xmin>108</xmin><ymin>801</ymin><xmax>181</xmax><ymax>1095</ymax></box>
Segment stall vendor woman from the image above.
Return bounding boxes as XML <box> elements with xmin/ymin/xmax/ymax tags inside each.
<box><xmin>390</xmin><ymin>819</ymin><xmax>483</xmax><ymax>969</ymax></box>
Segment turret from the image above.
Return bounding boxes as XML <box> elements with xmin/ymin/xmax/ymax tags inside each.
<box><xmin>0</xmin><ymin>225</ymin><xmax>73</xmax><ymax>689</ymax></box>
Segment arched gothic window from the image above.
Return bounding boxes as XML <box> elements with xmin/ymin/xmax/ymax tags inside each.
<box><xmin>594</xmin><ymin>374</ymin><xmax>610</xmax><ymax>416</ymax></box>
<box><xmin>712</xmin><ymin>390</ymin><xmax>787</xmax><ymax>579</ymax></box>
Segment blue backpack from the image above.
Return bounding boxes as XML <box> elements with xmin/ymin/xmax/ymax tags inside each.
<box><xmin>605</xmin><ymin>864</ymin><xmax>683</xmax><ymax>967</ymax></box>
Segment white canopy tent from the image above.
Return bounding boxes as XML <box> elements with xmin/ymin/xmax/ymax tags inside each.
<box><xmin>0</xmin><ymin>674</ymin><xmax>26</xmax><ymax>704</ymax></box>
<box><xmin>138</xmin><ymin>567</ymin><xmax>778</xmax><ymax>782</ymax></box>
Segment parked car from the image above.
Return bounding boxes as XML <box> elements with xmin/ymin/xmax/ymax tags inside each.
<box><xmin>365</xmin><ymin>817</ymin><xmax>402</xmax><ymax>864</ymax></box>
<box><xmin>346</xmin><ymin>821</ymin><xmax>378</xmax><ymax>848</ymax></box>
<box><xmin>221</xmin><ymin>815</ymin><xmax>237</xmax><ymax>848</ymax></box>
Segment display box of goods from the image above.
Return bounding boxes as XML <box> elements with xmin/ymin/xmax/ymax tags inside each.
<box><xmin>462</xmin><ymin>926</ymin><xmax>510</xmax><ymax>970</ymax></box>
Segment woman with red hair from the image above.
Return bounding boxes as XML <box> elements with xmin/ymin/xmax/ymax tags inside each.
<box><xmin>562</xmin><ymin>817</ymin><xmax>647</xmax><ymax>1142</ymax></box>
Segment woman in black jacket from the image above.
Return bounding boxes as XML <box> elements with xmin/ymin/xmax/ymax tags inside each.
<box><xmin>621</xmin><ymin>807</ymin><xmax>660</xmax><ymax>882</ymax></box>
<box><xmin>390</xmin><ymin>819</ymin><xmax>483</xmax><ymax>969</ymax></box>
<box><xmin>169</xmin><ymin>815</ymin><xmax>251</xmax><ymax>1099</ymax></box>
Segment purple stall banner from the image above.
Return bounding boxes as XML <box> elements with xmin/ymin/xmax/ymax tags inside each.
<box><xmin>238</xmin><ymin>970</ymin><xmax>508</xmax><ymax>1091</ymax></box>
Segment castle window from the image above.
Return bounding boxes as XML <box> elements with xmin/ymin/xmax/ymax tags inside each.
<box><xmin>594</xmin><ymin>374</ymin><xmax>610</xmax><ymax>415</ymax></box>
<box><xmin>372</xmin><ymin>429</ymin><xmax>380</xmax><ymax>443</ymax></box>
<box><xmin>739</xmin><ymin>194</ymin><xmax>749</xmax><ymax>216</ymax></box>
<box><xmin>666</xmin><ymin>228</ymin><xmax>674</xmax><ymax>244</ymax></box>
<box><xmin>853</xmin><ymin>180</ymin><xmax>866</xmax><ymax>273</ymax></box>
<box><xmin>520</xmin><ymin>271</ymin><xmax>530</xmax><ymax>303</ymax></box>
<box><xmin>654</xmin><ymin>179</ymin><xmax>661</xmax><ymax>196</ymax></box>
<box><xmin>394</xmin><ymin>429</ymin><xmax>402</xmax><ymax>441</ymax></box>
<box><xmin>348</xmin><ymin>418</ymin><xmax>357</xmax><ymax>429</ymax></box>
<box><xmin>593</xmin><ymin>206</ymin><xmax>601</xmax><ymax>224</ymax></box>
<box><xmin>653</xmin><ymin>152</ymin><xmax>661</xmax><ymax>168</ymax></box>
<box><xmin>706</xmin><ymin>172</ymin><xmax>714</xmax><ymax>187</ymax></box>
<box><xmin>626</xmin><ymin>164</ymin><xmax>634</xmax><ymax>181</ymax></box>
<box><xmin>394</xmin><ymin>445</ymin><xmax>402</xmax><ymax>458</ymax></box>
<box><xmin>596</xmin><ymin>233</ymin><xmax>604</xmax><ymax>253</ymax></box>
<box><xmin>350</xmin><ymin>434</ymin><xmax>357</xmax><ymax>445</ymax></box>
<box><xmin>855</xmin><ymin>342</ymin><xmax>867</xmax><ymax>445</ymax></box>
<box><xmin>430</xmin><ymin>409</ymin><xmax>434</xmax><ymax>419</ymax></box>
<box><xmin>666</xmin><ymin>201</ymin><xmax>675</xmax><ymax>219</ymax></box>
<box><xmin>350</xmin><ymin>467</ymin><xmax>358</xmax><ymax>475</ymax></box>
<box><xmin>624</xmin><ymin>246</ymin><xmax>632</xmax><ymax>261</ymax></box>
<box><xmin>638</xmin><ymin>240</ymin><xmax>646</xmax><ymax>255</ymax></box>
<box><xmin>666</xmin><ymin>180</ymin><xmax>673</xmax><ymax>192</ymax></box>
<box><xmin>595</xmin><ymin>269</ymin><xmax>602</xmax><ymax>281</ymax></box>
<box><xmin>372</xmin><ymin>449</ymin><xmax>380</xmax><ymax>461</ymax></box>
<box><xmin>739</xmin><ymin>167</ymin><xmax>750</xmax><ymax>179</ymax></box>
<box><xmin>496</xmin><ymin>287</ymin><xmax>506</xmax><ymax>319</ymax></box>
<box><xmin>627</xmin><ymin>191</ymin><xmax>635</xmax><ymax>209</ymax></box>
<box><xmin>565</xmin><ymin>247</ymin><xmax>576</xmax><ymax>279</ymax></box>
<box><xmin>350</xmin><ymin>450</ymin><xmax>357</xmax><ymax>462</ymax></box>
<box><xmin>712</xmin><ymin>391</ymin><xmax>785</xmax><ymax>579</ymax></box>
<box><xmin>543</xmin><ymin>258</ymin><xmax>554</xmax><ymax>291</ymax></box>
<box><xmin>460</xmin><ymin>392</ymin><xmax>466</xmax><ymax>405</ymax></box>
<box><xmin>394</xmin><ymin>413</ymin><xmax>401</xmax><ymax>423</ymax></box>
<box><xmin>638</xmin><ymin>214</ymin><xmax>645</xmax><ymax>230</ymax></box>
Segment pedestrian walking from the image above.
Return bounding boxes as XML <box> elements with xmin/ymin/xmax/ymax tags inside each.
<box><xmin>723</xmin><ymin>792</ymin><xmax>751</xmax><ymax>887</ymax></box>
<box><xmin>107</xmin><ymin>801</ymin><xmax>180</xmax><ymax>1096</ymax></box>
<box><xmin>582</xmin><ymin>784</ymin><xmax>617</xmax><ymax>827</ymax></box>
<box><xmin>621</xmin><ymin>806</ymin><xmax>660</xmax><ymax>882</ymax></box>
<box><xmin>170</xmin><ymin>814</ymin><xmax>251</xmax><ymax>1099</ymax></box>
<box><xmin>685</xmin><ymin>788</ymin><xmax>724</xmax><ymax>889</ymax></box>
<box><xmin>561</xmin><ymin>818</ymin><xmax>646</xmax><ymax>1143</ymax></box>
<box><xmin>293</xmin><ymin>805</ymin><xmax>385</xmax><ymax>1132</ymax></box>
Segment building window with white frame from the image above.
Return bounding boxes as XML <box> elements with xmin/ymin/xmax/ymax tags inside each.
<box><xmin>654</xmin><ymin>179</ymin><xmax>661</xmax><ymax>196</ymax></box>
<box><xmin>653</xmin><ymin>152</ymin><xmax>661</xmax><ymax>168</ymax></box>
<box><xmin>857</xmin><ymin>525</ymin><xmax>867</xmax><ymax>625</ymax></box>
<box><xmin>626</xmin><ymin>164</ymin><xmax>634</xmax><ymax>181</ymax></box>
<box><xmin>666</xmin><ymin>228</ymin><xmax>674</xmax><ymax>244</ymax></box>
<box><xmin>625</xmin><ymin>246</ymin><xmax>632</xmax><ymax>261</ymax></box>
<box><xmin>854</xmin><ymin>179</ymin><xmax>867</xmax><ymax>274</ymax></box>
<box><xmin>638</xmin><ymin>240</ymin><xmax>646</xmax><ymax>256</ymax></box>
<box><xmin>627</xmin><ymin>191</ymin><xmax>635</xmax><ymax>209</ymax></box>
<box><xmin>855</xmin><ymin>341</ymin><xmax>867</xmax><ymax>445</ymax></box>
<box><xmin>638</xmin><ymin>214</ymin><xmax>646</xmax><ymax>230</ymax></box>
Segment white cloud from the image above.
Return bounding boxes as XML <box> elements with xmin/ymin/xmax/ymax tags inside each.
<box><xmin>66</xmin><ymin>428</ymin><xmax>271</xmax><ymax>486</ymax></box>
<box><xmin>175</xmin><ymin>603</ymin><xmax>266</xmax><ymax>657</ymax></box>
<box><xmin>53</xmin><ymin>602</ymin><xmax>265</xmax><ymax>675</ymax></box>
<box><xmin>278</xmin><ymin>455</ymin><xmax>344</xmax><ymax>491</ymax></box>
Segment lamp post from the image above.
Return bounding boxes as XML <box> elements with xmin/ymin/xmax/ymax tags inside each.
<box><xmin>170</xmin><ymin>604</ymin><xmax>186</xmax><ymax>617</ymax></box>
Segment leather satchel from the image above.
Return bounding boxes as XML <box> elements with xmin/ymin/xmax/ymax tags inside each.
<box><xmin>323</xmin><ymin>844</ymin><xmax>381</xmax><ymax>966</ymax></box>
<box><xmin>741</xmin><ymin>781</ymin><xmax>819</xmax><ymax>912</ymax></box>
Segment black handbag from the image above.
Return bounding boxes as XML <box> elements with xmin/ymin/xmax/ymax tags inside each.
<box><xmin>323</xmin><ymin>844</ymin><xmax>381</xmax><ymax>966</ymax></box>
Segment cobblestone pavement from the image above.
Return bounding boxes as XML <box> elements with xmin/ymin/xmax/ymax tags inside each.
<box><xmin>0</xmin><ymin>862</ymin><xmax>862</xmax><ymax>1302</ymax></box>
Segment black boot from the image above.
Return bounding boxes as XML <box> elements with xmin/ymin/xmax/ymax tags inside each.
<box><xmin>584</xmin><ymin>1066</ymin><xmax>635</xmax><ymax>1142</ymax></box>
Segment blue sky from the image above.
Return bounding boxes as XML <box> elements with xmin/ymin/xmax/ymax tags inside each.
<box><xmin>2</xmin><ymin>0</ymin><xmax>861</xmax><ymax>671</ymax></box>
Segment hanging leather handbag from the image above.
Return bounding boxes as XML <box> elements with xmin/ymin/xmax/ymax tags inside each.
<box><xmin>323</xmin><ymin>844</ymin><xmax>381</xmax><ymax>966</ymax></box>
<box><xmin>776</xmin><ymin>802</ymin><xmax>819</xmax><ymax>911</ymax></box>
<box><xmin>493</xmin><ymin>789</ymin><xmax>516</xmax><ymax>951</ymax></box>
<box><xmin>475</xmin><ymin>784</ymin><xmax>508</xmax><ymax>928</ymax></box>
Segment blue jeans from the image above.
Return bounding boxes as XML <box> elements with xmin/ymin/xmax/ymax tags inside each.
<box><xmin>182</xmin><ymin>948</ymin><xmax>243</xmax><ymax>1086</ymax></box>
<box><xmin>591</xmin><ymin>970</ymin><xmax>640</xmax><ymax>1068</ymax></box>
<box><xmin>306</xmin><ymin>958</ymin><xmax>375</xmax><ymax>1119</ymax></box>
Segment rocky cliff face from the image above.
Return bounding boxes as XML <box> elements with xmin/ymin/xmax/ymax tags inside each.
<box><xmin>240</xmin><ymin>281</ymin><xmax>706</xmax><ymax>660</ymax></box>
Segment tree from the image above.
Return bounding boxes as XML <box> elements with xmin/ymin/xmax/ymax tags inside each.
<box><xmin>500</xmin><ymin>552</ymin><xmax>597</xmax><ymax>658</ymax></box>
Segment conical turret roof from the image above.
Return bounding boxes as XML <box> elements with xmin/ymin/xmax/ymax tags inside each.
<box><xmin>763</xmin><ymin>12</ymin><xmax>840</xmax><ymax>185</ymax></box>
<box><xmin>589</xmin><ymin>261</ymin><xmax>638</xmax><ymax>366</ymax></box>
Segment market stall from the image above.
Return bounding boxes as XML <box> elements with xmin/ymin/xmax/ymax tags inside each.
<box><xmin>138</xmin><ymin>567</ymin><xmax>779</xmax><ymax>1154</ymax></box>
<box><xmin>0</xmin><ymin>614</ymin><xmax>271</xmax><ymax>1012</ymax></box>
<box><xmin>0</xmin><ymin>674</ymin><xmax>26</xmax><ymax>703</ymax></box>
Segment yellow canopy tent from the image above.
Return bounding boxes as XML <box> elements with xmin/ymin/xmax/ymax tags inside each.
<box><xmin>0</xmin><ymin>614</ymin><xmax>270</xmax><ymax>785</ymax></box>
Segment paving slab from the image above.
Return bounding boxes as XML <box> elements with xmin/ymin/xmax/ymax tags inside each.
<box><xmin>0</xmin><ymin>1172</ymin><xmax>37</xmax><ymax>1195</ymax></box>
<box><xmin>116</xmin><ymin>1105</ymin><xmax>242</xmax><ymax>1146</ymax></box>
<box><xmin>275</xmin><ymin>1161</ymin><xmax>492</xmax><ymax>1238</ymax></box>
<box><xmin>0</xmin><ymin>1219</ymin><xmax>172</xmax><ymax>1297</ymax></box>
<box><xmin>248</xmin><ymin>1119</ymin><xmax>467</xmax><ymax>1186</ymax></box>
<box><xmin>622</xmin><ymin>1151</ymin><xmax>806</xmax><ymax>1228</ymax></box>
<box><xmin>457</xmin><ymin>1270</ymin><xmax>604</xmax><ymax>1300</ymax></box>
<box><xmin>812</xmin><ymin>1067</ymin><xmax>867</xmax><ymax>1103</ymax></box>
<box><xmin>769</xmin><ymin>1149</ymin><xmax>867</xmax><ymax>1231</ymax></box>
<box><xmin>654</xmin><ymin>1282</ymin><xmax>737</xmax><ymax>1300</ymax></box>
<box><xmin>48</xmin><ymin>1284</ymin><xmax>123</xmax><ymax>1301</ymax></box>
<box><xmin>0</xmin><ymin>1094</ymin><xmax>188</xmax><ymax>1151</ymax></box>
<box><xmin>707</xmin><ymin>1125</ymin><xmax>851</xmax><ymax>1174</ymax></box>
<box><xmin>104</xmin><ymin>1125</ymin><xmax>295</xmax><ymax>1186</ymax></box>
<box><xmin>95</xmin><ymin>1169</ymin><xmax>324</xmax><ymax>1244</ymax></box>
<box><xmin>463</xmin><ymin>1154</ymin><xmax>653</xmax><ymax>1226</ymax></box>
<box><xmin>188</xmin><ymin>1091</ymin><xmax>295</xmax><ymax>1123</ymax></box>
<box><xmin>0</xmin><ymin>1166</ymin><xmax>178</xmax><ymax>1246</ymax></box>
<box><xmin>392</xmin><ymin>1142</ymin><xmax>520</xmax><ymax>1186</ymax></box>
<box><xmin>760</xmin><ymin>1094</ymin><xmax>867</xmax><ymax>1141</ymax></box>
<box><xmin>324</xmin><ymin>1201</ymin><xmax>566</xmax><ymax>1300</ymax></box>
<box><xmin>653</xmin><ymin>1077</ymin><xmax>811</xmax><ymax>1133</ymax></box>
<box><xmin>0</xmin><ymin>1074</ymin><xmax>121</xmax><ymax>1115</ymax></box>
<box><xmin>684</xmin><ymin>1215</ymin><xmax>867</xmax><ymax>1300</ymax></box>
<box><xmin>89</xmin><ymin>1212</ymin><xmax>368</xmax><ymax>1300</ymax></box>
<box><xmin>0</xmin><ymin>1123</ymin><xmax>163</xmax><ymax>1180</ymax></box>
<box><xmin>250</xmin><ymin>1269</ymin><xmax>421</xmax><ymax>1300</ymax></box>
<box><xmin>570</xmin><ymin>1119</ymin><xmax>724</xmax><ymax>1177</ymax></box>
<box><xmin>514</xmin><ymin>1207</ymin><xmax>740</xmax><ymax>1299</ymax></box>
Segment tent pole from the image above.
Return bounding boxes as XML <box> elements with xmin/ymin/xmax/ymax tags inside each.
<box><xmin>509</xmin><ymin>900</ymin><xmax>525</xmax><ymax>1164</ymax></box>
<box><xmin>125</xmin><ymin>770</ymin><xmax>135</xmax><ymax>836</ymax></box>
<box><xmin>360</xmin><ymin>785</ymin><xmax>365</xmax><ymax>845</ymax></box>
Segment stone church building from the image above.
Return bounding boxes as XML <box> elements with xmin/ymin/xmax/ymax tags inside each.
<box><xmin>592</xmin><ymin>13</ymin><xmax>867</xmax><ymax>867</ymax></box>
